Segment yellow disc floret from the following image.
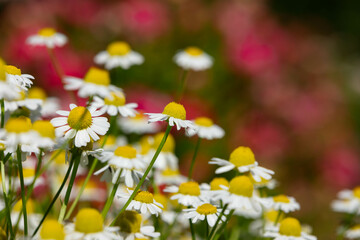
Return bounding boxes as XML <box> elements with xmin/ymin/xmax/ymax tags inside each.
<box><xmin>53</xmin><ymin>151</ymin><xmax>66</xmax><ymax>165</ymax></box>
<box><xmin>107</xmin><ymin>41</ymin><xmax>131</xmax><ymax>56</ymax></box>
<box><xmin>194</xmin><ymin>117</ymin><xmax>213</xmax><ymax>127</ymax></box>
<box><xmin>273</xmin><ymin>195</ymin><xmax>290</xmax><ymax>203</ymax></box>
<box><xmin>162</xmin><ymin>168</ymin><xmax>180</xmax><ymax>176</ymax></box>
<box><xmin>22</xmin><ymin>168</ymin><xmax>35</xmax><ymax>178</ymax></box>
<box><xmin>28</xmin><ymin>87</ymin><xmax>47</xmax><ymax>100</ymax></box>
<box><xmin>210</xmin><ymin>177</ymin><xmax>229</xmax><ymax>190</ymax></box>
<box><xmin>353</xmin><ymin>186</ymin><xmax>360</xmax><ymax>199</ymax></box>
<box><xmin>67</xmin><ymin>106</ymin><xmax>92</xmax><ymax>130</ymax></box>
<box><xmin>153</xmin><ymin>133</ymin><xmax>175</xmax><ymax>152</ymax></box>
<box><xmin>134</xmin><ymin>191</ymin><xmax>154</xmax><ymax>203</ymax></box>
<box><xmin>185</xmin><ymin>47</ymin><xmax>203</xmax><ymax>56</ymax></box>
<box><xmin>114</xmin><ymin>145</ymin><xmax>137</xmax><ymax>159</ymax></box>
<box><xmin>154</xmin><ymin>194</ymin><xmax>168</xmax><ymax>210</ymax></box>
<box><xmin>162</xmin><ymin>102</ymin><xmax>186</xmax><ymax>120</ymax></box>
<box><xmin>75</xmin><ymin>208</ymin><xmax>104</xmax><ymax>234</ymax></box>
<box><xmin>13</xmin><ymin>199</ymin><xmax>35</xmax><ymax>213</ymax></box>
<box><xmin>178</xmin><ymin>182</ymin><xmax>200</xmax><ymax>196</ymax></box>
<box><xmin>5</xmin><ymin>65</ymin><xmax>21</xmax><ymax>75</ymax></box>
<box><xmin>84</xmin><ymin>67</ymin><xmax>110</xmax><ymax>86</ymax></box>
<box><xmin>99</xmin><ymin>135</ymin><xmax>116</xmax><ymax>147</ymax></box>
<box><xmin>229</xmin><ymin>176</ymin><xmax>253</xmax><ymax>197</ymax></box>
<box><xmin>0</xmin><ymin>61</ymin><xmax>5</xmax><ymax>80</ymax></box>
<box><xmin>279</xmin><ymin>217</ymin><xmax>302</xmax><ymax>237</ymax></box>
<box><xmin>104</xmin><ymin>92</ymin><xmax>126</xmax><ymax>106</ymax></box>
<box><xmin>196</xmin><ymin>203</ymin><xmax>217</xmax><ymax>215</ymax></box>
<box><xmin>115</xmin><ymin>210</ymin><xmax>142</xmax><ymax>233</ymax></box>
<box><xmin>265</xmin><ymin>210</ymin><xmax>283</xmax><ymax>223</ymax></box>
<box><xmin>5</xmin><ymin>117</ymin><xmax>32</xmax><ymax>133</ymax></box>
<box><xmin>38</xmin><ymin>28</ymin><xmax>56</xmax><ymax>37</ymax></box>
<box><xmin>40</xmin><ymin>219</ymin><xmax>65</xmax><ymax>240</ymax></box>
<box><xmin>33</xmin><ymin>120</ymin><xmax>56</xmax><ymax>139</ymax></box>
<box><xmin>229</xmin><ymin>146</ymin><xmax>255</xmax><ymax>167</ymax></box>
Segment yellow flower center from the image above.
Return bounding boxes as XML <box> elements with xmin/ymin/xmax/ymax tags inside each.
<box><xmin>178</xmin><ymin>182</ymin><xmax>200</xmax><ymax>196</ymax></box>
<box><xmin>279</xmin><ymin>218</ymin><xmax>302</xmax><ymax>237</ymax></box>
<box><xmin>107</xmin><ymin>41</ymin><xmax>131</xmax><ymax>56</ymax></box>
<box><xmin>0</xmin><ymin>143</ymin><xmax>6</xmax><ymax>151</ymax></box>
<box><xmin>134</xmin><ymin>191</ymin><xmax>154</xmax><ymax>203</ymax></box>
<box><xmin>53</xmin><ymin>151</ymin><xmax>66</xmax><ymax>165</ymax></box>
<box><xmin>116</xmin><ymin>210</ymin><xmax>142</xmax><ymax>233</ymax></box>
<box><xmin>247</xmin><ymin>173</ymin><xmax>270</xmax><ymax>186</ymax></box>
<box><xmin>162</xmin><ymin>102</ymin><xmax>186</xmax><ymax>120</ymax></box>
<box><xmin>353</xmin><ymin>187</ymin><xmax>360</xmax><ymax>199</ymax></box>
<box><xmin>38</xmin><ymin>28</ymin><xmax>56</xmax><ymax>37</ymax></box>
<box><xmin>273</xmin><ymin>195</ymin><xmax>290</xmax><ymax>203</ymax></box>
<box><xmin>75</xmin><ymin>208</ymin><xmax>104</xmax><ymax>234</ymax></box>
<box><xmin>210</xmin><ymin>177</ymin><xmax>229</xmax><ymax>190</ymax></box>
<box><xmin>33</xmin><ymin>120</ymin><xmax>56</xmax><ymax>139</ymax></box>
<box><xmin>28</xmin><ymin>87</ymin><xmax>47</xmax><ymax>100</ymax></box>
<box><xmin>185</xmin><ymin>47</ymin><xmax>203</xmax><ymax>56</ymax></box>
<box><xmin>153</xmin><ymin>133</ymin><xmax>175</xmax><ymax>153</ymax></box>
<box><xmin>265</xmin><ymin>210</ymin><xmax>283</xmax><ymax>222</ymax></box>
<box><xmin>350</xmin><ymin>224</ymin><xmax>360</xmax><ymax>230</ymax></box>
<box><xmin>229</xmin><ymin>146</ymin><xmax>255</xmax><ymax>167</ymax></box>
<box><xmin>22</xmin><ymin>168</ymin><xmax>35</xmax><ymax>178</ymax></box>
<box><xmin>40</xmin><ymin>219</ymin><xmax>65</xmax><ymax>240</ymax></box>
<box><xmin>99</xmin><ymin>135</ymin><xmax>116</xmax><ymax>146</ymax></box>
<box><xmin>13</xmin><ymin>199</ymin><xmax>35</xmax><ymax>213</ymax></box>
<box><xmin>5</xmin><ymin>117</ymin><xmax>32</xmax><ymax>133</ymax></box>
<box><xmin>154</xmin><ymin>194</ymin><xmax>168</xmax><ymax>210</ymax></box>
<box><xmin>67</xmin><ymin>107</ymin><xmax>92</xmax><ymax>130</ymax></box>
<box><xmin>196</xmin><ymin>203</ymin><xmax>217</xmax><ymax>215</ymax></box>
<box><xmin>104</xmin><ymin>92</ymin><xmax>126</xmax><ymax>106</ymax></box>
<box><xmin>84</xmin><ymin>67</ymin><xmax>110</xmax><ymax>86</ymax></box>
<box><xmin>114</xmin><ymin>145</ymin><xmax>137</xmax><ymax>158</ymax></box>
<box><xmin>139</xmin><ymin>136</ymin><xmax>152</xmax><ymax>155</ymax></box>
<box><xmin>0</xmin><ymin>61</ymin><xmax>5</xmax><ymax>80</ymax></box>
<box><xmin>132</xmin><ymin>112</ymin><xmax>146</xmax><ymax>121</ymax></box>
<box><xmin>194</xmin><ymin>117</ymin><xmax>213</xmax><ymax>127</ymax></box>
<box><xmin>229</xmin><ymin>176</ymin><xmax>253</xmax><ymax>197</ymax></box>
<box><xmin>162</xmin><ymin>168</ymin><xmax>180</xmax><ymax>176</ymax></box>
<box><xmin>5</xmin><ymin>65</ymin><xmax>21</xmax><ymax>75</ymax></box>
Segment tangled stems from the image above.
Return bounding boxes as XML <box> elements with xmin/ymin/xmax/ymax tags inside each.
<box><xmin>110</xmin><ymin>124</ymin><xmax>173</xmax><ymax>226</ymax></box>
<box><xmin>212</xmin><ymin>209</ymin><xmax>235</xmax><ymax>240</ymax></box>
<box><xmin>16</xmin><ymin>146</ymin><xmax>28</xmax><ymax>236</ymax></box>
<box><xmin>1</xmin><ymin>161</ymin><xmax>14</xmax><ymax>239</ymax></box>
<box><xmin>176</xmin><ymin>69</ymin><xmax>189</xmax><ymax>101</ymax></box>
<box><xmin>0</xmin><ymin>99</ymin><xmax>4</xmax><ymax>128</ymax></box>
<box><xmin>208</xmin><ymin>204</ymin><xmax>228</xmax><ymax>240</ymax></box>
<box><xmin>188</xmin><ymin>137</ymin><xmax>201</xmax><ymax>180</ymax></box>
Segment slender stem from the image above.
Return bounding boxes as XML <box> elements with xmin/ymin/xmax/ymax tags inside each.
<box><xmin>189</xmin><ymin>219</ymin><xmax>196</xmax><ymax>240</ymax></box>
<box><xmin>161</xmin><ymin>212</ymin><xmax>179</xmax><ymax>240</ymax></box>
<box><xmin>58</xmin><ymin>153</ymin><xmax>81</xmax><ymax>222</ymax></box>
<box><xmin>177</xmin><ymin>70</ymin><xmax>189</xmax><ymax>101</ymax></box>
<box><xmin>0</xmin><ymin>98</ymin><xmax>4</xmax><ymax>128</ymax></box>
<box><xmin>206</xmin><ymin>217</ymin><xmax>209</xmax><ymax>239</ymax></box>
<box><xmin>208</xmin><ymin>204</ymin><xmax>228</xmax><ymax>239</ymax></box>
<box><xmin>16</xmin><ymin>146</ymin><xmax>28</xmax><ymax>236</ymax></box>
<box><xmin>31</xmin><ymin>157</ymin><xmax>75</xmax><ymax>237</ymax></box>
<box><xmin>1</xmin><ymin>161</ymin><xmax>14</xmax><ymax>238</ymax></box>
<box><xmin>101</xmin><ymin>172</ymin><xmax>122</xmax><ymax>219</ymax></box>
<box><xmin>212</xmin><ymin>209</ymin><xmax>235</xmax><ymax>240</ymax></box>
<box><xmin>110</xmin><ymin>124</ymin><xmax>173</xmax><ymax>226</ymax></box>
<box><xmin>188</xmin><ymin>138</ymin><xmax>201</xmax><ymax>180</ymax></box>
<box><xmin>26</xmin><ymin>150</ymin><xmax>43</xmax><ymax>200</ymax></box>
<box><xmin>273</xmin><ymin>210</ymin><xmax>283</xmax><ymax>226</ymax></box>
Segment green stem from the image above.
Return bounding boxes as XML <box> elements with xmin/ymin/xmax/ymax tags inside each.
<box><xmin>26</xmin><ymin>149</ymin><xmax>43</xmax><ymax>200</ymax></box>
<box><xmin>212</xmin><ymin>209</ymin><xmax>235</xmax><ymax>240</ymax></box>
<box><xmin>31</xmin><ymin>157</ymin><xmax>75</xmax><ymax>237</ymax></box>
<box><xmin>110</xmin><ymin>124</ymin><xmax>172</xmax><ymax>226</ymax></box>
<box><xmin>17</xmin><ymin>146</ymin><xmax>28</xmax><ymax>236</ymax></box>
<box><xmin>1</xmin><ymin>161</ymin><xmax>14</xmax><ymax>238</ymax></box>
<box><xmin>188</xmin><ymin>138</ymin><xmax>201</xmax><ymax>180</ymax></box>
<box><xmin>206</xmin><ymin>217</ymin><xmax>209</xmax><ymax>239</ymax></box>
<box><xmin>101</xmin><ymin>171</ymin><xmax>121</xmax><ymax>219</ymax></box>
<box><xmin>177</xmin><ymin>70</ymin><xmax>189</xmax><ymax>101</ymax></box>
<box><xmin>208</xmin><ymin>204</ymin><xmax>228</xmax><ymax>239</ymax></box>
<box><xmin>273</xmin><ymin>210</ymin><xmax>283</xmax><ymax>226</ymax></box>
<box><xmin>0</xmin><ymin>98</ymin><xmax>4</xmax><ymax>128</ymax></box>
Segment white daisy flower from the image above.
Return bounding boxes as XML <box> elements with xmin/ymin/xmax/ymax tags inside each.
<box><xmin>26</xmin><ymin>27</ymin><xmax>67</xmax><ymax>48</ymax></box>
<box><xmin>269</xmin><ymin>194</ymin><xmax>300</xmax><ymax>213</ymax></box>
<box><xmin>65</xmin><ymin>208</ymin><xmax>120</xmax><ymax>240</ymax></box>
<box><xmin>0</xmin><ymin>62</ymin><xmax>21</xmax><ymax>100</ymax></box>
<box><xmin>249</xmin><ymin>209</ymin><xmax>284</xmax><ymax>235</ymax></box>
<box><xmin>78</xmin><ymin>140</ymin><xmax>105</xmax><ymax>167</ymax></box>
<box><xmin>94</xmin><ymin>41</ymin><xmax>144</xmax><ymax>70</ymax></box>
<box><xmin>118</xmin><ymin>189</ymin><xmax>163</xmax><ymax>216</ymax></box>
<box><xmin>249</xmin><ymin>174</ymin><xmax>278</xmax><ymax>190</ymax></box>
<box><xmin>38</xmin><ymin>219</ymin><xmax>66</xmax><ymax>240</ymax></box>
<box><xmin>200</xmin><ymin>177</ymin><xmax>229</xmax><ymax>200</ymax></box>
<box><xmin>164</xmin><ymin>181</ymin><xmax>203</xmax><ymax>207</ymax></box>
<box><xmin>145</xmin><ymin>102</ymin><xmax>196</xmax><ymax>131</ymax></box>
<box><xmin>264</xmin><ymin>217</ymin><xmax>317</xmax><ymax>240</ymax></box>
<box><xmin>209</xmin><ymin>146</ymin><xmax>274</xmax><ymax>182</ymax></box>
<box><xmin>94</xmin><ymin>145</ymin><xmax>146</xmax><ymax>187</ymax></box>
<box><xmin>91</xmin><ymin>91</ymin><xmax>138</xmax><ymax>117</ymax></box>
<box><xmin>27</xmin><ymin>87</ymin><xmax>60</xmax><ymax>117</ymax></box>
<box><xmin>4</xmin><ymin>95</ymin><xmax>42</xmax><ymax>112</ymax></box>
<box><xmin>11</xmin><ymin>199</ymin><xmax>41</xmax><ymax>233</ymax></box>
<box><xmin>345</xmin><ymin>225</ymin><xmax>360</xmax><ymax>239</ymax></box>
<box><xmin>5</xmin><ymin>65</ymin><xmax>34</xmax><ymax>90</ymax></box>
<box><xmin>50</xmin><ymin>104</ymin><xmax>110</xmax><ymax>148</ymax></box>
<box><xmin>31</xmin><ymin>120</ymin><xmax>57</xmax><ymax>150</ymax></box>
<box><xmin>96</xmin><ymin>134</ymin><xmax>128</xmax><ymax>151</ymax></box>
<box><xmin>63</xmin><ymin>67</ymin><xmax>122</xmax><ymax>98</ymax></box>
<box><xmin>154</xmin><ymin>168</ymin><xmax>187</xmax><ymax>186</ymax></box>
<box><xmin>186</xmin><ymin>117</ymin><xmax>225</xmax><ymax>140</ymax></box>
<box><xmin>174</xmin><ymin>46</ymin><xmax>213</xmax><ymax>71</ymax></box>
<box><xmin>183</xmin><ymin>202</ymin><xmax>226</xmax><ymax>227</ymax></box>
<box><xmin>118</xmin><ymin>112</ymin><xmax>160</xmax><ymax>134</ymax></box>
<box><xmin>331</xmin><ymin>187</ymin><xmax>360</xmax><ymax>214</ymax></box>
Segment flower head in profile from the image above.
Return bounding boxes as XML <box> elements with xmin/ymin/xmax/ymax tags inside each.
<box><xmin>5</xmin><ymin>65</ymin><xmax>34</xmax><ymax>90</ymax></box>
<box><xmin>331</xmin><ymin>186</ymin><xmax>360</xmax><ymax>214</ymax></box>
<box><xmin>94</xmin><ymin>41</ymin><xmax>144</xmax><ymax>70</ymax></box>
<box><xmin>118</xmin><ymin>111</ymin><xmax>160</xmax><ymax>134</ymax></box>
<box><xmin>186</xmin><ymin>117</ymin><xmax>225</xmax><ymax>140</ymax></box>
<box><xmin>345</xmin><ymin>224</ymin><xmax>360</xmax><ymax>239</ymax></box>
<box><xmin>174</xmin><ymin>46</ymin><xmax>213</xmax><ymax>71</ymax></box>
<box><xmin>38</xmin><ymin>219</ymin><xmax>66</xmax><ymax>240</ymax></box>
<box><xmin>26</xmin><ymin>27</ymin><xmax>67</xmax><ymax>48</ymax></box>
<box><xmin>164</xmin><ymin>181</ymin><xmax>203</xmax><ymax>207</ymax></box>
<box><xmin>0</xmin><ymin>61</ymin><xmax>22</xmax><ymax>100</ymax></box>
<box><xmin>183</xmin><ymin>202</ymin><xmax>226</xmax><ymax>227</ymax></box>
<box><xmin>27</xmin><ymin>87</ymin><xmax>60</xmax><ymax>117</ymax></box>
<box><xmin>209</xmin><ymin>146</ymin><xmax>274</xmax><ymax>182</ymax></box>
<box><xmin>50</xmin><ymin>104</ymin><xmax>110</xmax><ymax>148</ymax></box>
<box><xmin>63</xmin><ymin>67</ymin><xmax>122</xmax><ymax>98</ymax></box>
<box><xmin>146</xmin><ymin>102</ymin><xmax>196</xmax><ymax>131</ymax></box>
<box><xmin>269</xmin><ymin>194</ymin><xmax>300</xmax><ymax>213</ymax></box>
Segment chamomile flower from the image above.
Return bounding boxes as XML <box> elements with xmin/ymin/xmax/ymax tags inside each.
<box><xmin>94</xmin><ymin>41</ymin><xmax>144</xmax><ymax>70</ymax></box>
<box><xmin>186</xmin><ymin>117</ymin><xmax>225</xmax><ymax>140</ymax></box>
<box><xmin>345</xmin><ymin>225</ymin><xmax>360</xmax><ymax>239</ymax></box>
<box><xmin>96</xmin><ymin>135</ymin><xmax>128</xmax><ymax>151</ymax></box>
<box><xmin>200</xmin><ymin>177</ymin><xmax>229</xmax><ymax>200</ymax></box>
<box><xmin>91</xmin><ymin>91</ymin><xmax>138</xmax><ymax>117</ymax></box>
<box><xmin>264</xmin><ymin>217</ymin><xmax>317</xmax><ymax>240</ymax></box>
<box><xmin>209</xmin><ymin>146</ymin><xmax>274</xmax><ymax>182</ymax></box>
<box><xmin>32</xmin><ymin>120</ymin><xmax>56</xmax><ymax>150</ymax></box>
<box><xmin>38</xmin><ymin>219</ymin><xmax>66</xmax><ymax>240</ymax></box>
<box><xmin>11</xmin><ymin>199</ymin><xmax>41</xmax><ymax>233</ymax></box>
<box><xmin>51</xmin><ymin>104</ymin><xmax>110</xmax><ymax>148</ymax></box>
<box><xmin>174</xmin><ymin>47</ymin><xmax>213</xmax><ymax>71</ymax></box>
<box><xmin>78</xmin><ymin>140</ymin><xmax>104</xmax><ymax>167</ymax></box>
<box><xmin>0</xmin><ymin>62</ymin><xmax>21</xmax><ymax>100</ymax></box>
<box><xmin>94</xmin><ymin>145</ymin><xmax>146</xmax><ymax>187</ymax></box>
<box><xmin>331</xmin><ymin>186</ymin><xmax>360</xmax><ymax>214</ymax></box>
<box><xmin>183</xmin><ymin>202</ymin><xmax>226</xmax><ymax>227</ymax></box>
<box><xmin>250</xmin><ymin>209</ymin><xmax>285</xmax><ymax>235</ymax></box>
<box><xmin>118</xmin><ymin>112</ymin><xmax>160</xmax><ymax>134</ymax></box>
<box><xmin>4</xmin><ymin>92</ymin><xmax>43</xmax><ymax>112</ymax></box>
<box><xmin>63</xmin><ymin>67</ymin><xmax>121</xmax><ymax>98</ymax></box>
<box><xmin>269</xmin><ymin>194</ymin><xmax>300</xmax><ymax>213</ymax></box>
<box><xmin>27</xmin><ymin>87</ymin><xmax>60</xmax><ymax>117</ymax></box>
<box><xmin>248</xmin><ymin>173</ymin><xmax>278</xmax><ymax>190</ymax></box>
<box><xmin>65</xmin><ymin>208</ymin><xmax>120</xmax><ymax>240</ymax></box>
<box><xmin>26</xmin><ymin>27</ymin><xmax>67</xmax><ymax>48</ymax></box>
<box><xmin>154</xmin><ymin>168</ymin><xmax>187</xmax><ymax>186</ymax></box>
<box><xmin>146</xmin><ymin>102</ymin><xmax>196</xmax><ymax>131</ymax></box>
<box><xmin>5</xmin><ymin>65</ymin><xmax>34</xmax><ymax>90</ymax></box>
<box><xmin>164</xmin><ymin>181</ymin><xmax>203</xmax><ymax>207</ymax></box>
<box><xmin>118</xmin><ymin>189</ymin><xmax>163</xmax><ymax>216</ymax></box>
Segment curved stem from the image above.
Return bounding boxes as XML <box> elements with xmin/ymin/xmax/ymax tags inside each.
<box><xmin>212</xmin><ymin>209</ymin><xmax>234</xmax><ymax>240</ymax></box>
<box><xmin>273</xmin><ymin>210</ymin><xmax>283</xmax><ymax>226</ymax></box>
<box><xmin>0</xmin><ymin>98</ymin><xmax>4</xmax><ymax>128</ymax></box>
<box><xmin>189</xmin><ymin>219</ymin><xmax>196</xmax><ymax>240</ymax></box>
<box><xmin>17</xmin><ymin>146</ymin><xmax>28</xmax><ymax>236</ymax></box>
<box><xmin>101</xmin><ymin>171</ymin><xmax>122</xmax><ymax>219</ymax></box>
<box><xmin>110</xmin><ymin>124</ymin><xmax>172</xmax><ymax>226</ymax></box>
<box><xmin>1</xmin><ymin>161</ymin><xmax>14</xmax><ymax>238</ymax></box>
<box><xmin>26</xmin><ymin>149</ymin><xmax>43</xmax><ymax>200</ymax></box>
<box><xmin>208</xmin><ymin>204</ymin><xmax>228</xmax><ymax>239</ymax></box>
<box><xmin>188</xmin><ymin>138</ymin><xmax>201</xmax><ymax>180</ymax></box>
